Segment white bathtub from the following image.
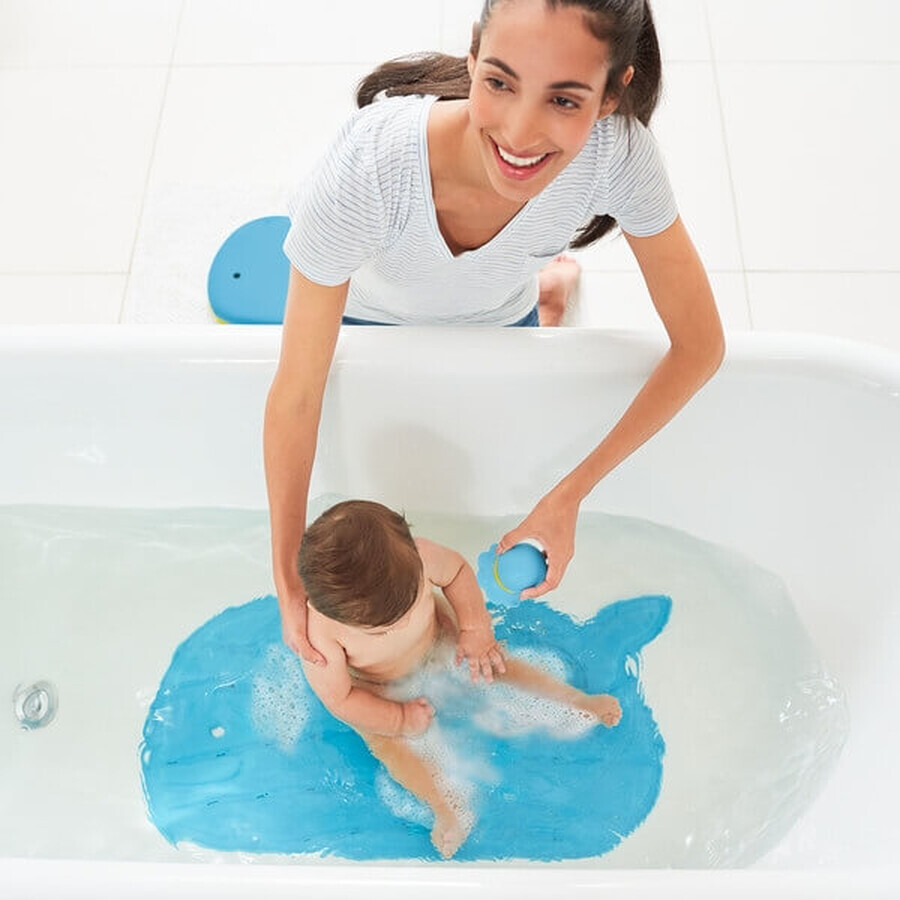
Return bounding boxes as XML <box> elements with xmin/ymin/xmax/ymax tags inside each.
<box><xmin>1</xmin><ymin>325</ymin><xmax>898</xmax><ymax>898</ymax></box>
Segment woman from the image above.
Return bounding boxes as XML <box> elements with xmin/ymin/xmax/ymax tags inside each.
<box><xmin>265</xmin><ymin>0</ymin><xmax>724</xmax><ymax>663</ymax></box>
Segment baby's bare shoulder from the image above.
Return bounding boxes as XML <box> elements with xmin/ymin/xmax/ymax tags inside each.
<box><xmin>306</xmin><ymin>603</ymin><xmax>347</xmax><ymax>655</ymax></box>
<box><xmin>415</xmin><ymin>536</ymin><xmax>462</xmax><ymax>586</ymax></box>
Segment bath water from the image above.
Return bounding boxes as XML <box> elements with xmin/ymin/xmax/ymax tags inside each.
<box><xmin>0</xmin><ymin>502</ymin><xmax>848</xmax><ymax>866</ymax></box>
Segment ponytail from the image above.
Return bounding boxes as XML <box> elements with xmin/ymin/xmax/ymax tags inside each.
<box><xmin>356</xmin><ymin>53</ymin><xmax>471</xmax><ymax>108</ymax></box>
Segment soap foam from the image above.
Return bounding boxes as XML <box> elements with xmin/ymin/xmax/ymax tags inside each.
<box><xmin>250</xmin><ymin>644</ymin><xmax>309</xmax><ymax>753</ymax></box>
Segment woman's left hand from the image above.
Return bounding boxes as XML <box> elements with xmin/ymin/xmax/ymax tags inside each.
<box><xmin>496</xmin><ymin>487</ymin><xmax>579</xmax><ymax>599</ymax></box>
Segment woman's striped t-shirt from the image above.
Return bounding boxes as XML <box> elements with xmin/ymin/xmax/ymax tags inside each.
<box><xmin>284</xmin><ymin>94</ymin><xmax>677</xmax><ymax>325</ymax></box>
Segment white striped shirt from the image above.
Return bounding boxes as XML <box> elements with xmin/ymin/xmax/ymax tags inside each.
<box><xmin>284</xmin><ymin>94</ymin><xmax>677</xmax><ymax>325</ymax></box>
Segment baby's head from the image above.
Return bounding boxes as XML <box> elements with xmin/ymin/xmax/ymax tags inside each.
<box><xmin>298</xmin><ymin>500</ymin><xmax>423</xmax><ymax>628</ymax></box>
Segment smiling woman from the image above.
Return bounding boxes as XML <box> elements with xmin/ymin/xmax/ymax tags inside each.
<box><xmin>265</xmin><ymin>0</ymin><xmax>725</xmax><ymax>677</ymax></box>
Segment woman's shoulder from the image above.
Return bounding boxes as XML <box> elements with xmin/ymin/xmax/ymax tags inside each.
<box><xmin>591</xmin><ymin>113</ymin><xmax>655</xmax><ymax>154</ymax></box>
<box><xmin>325</xmin><ymin>95</ymin><xmax>430</xmax><ymax>190</ymax></box>
<box><xmin>343</xmin><ymin>94</ymin><xmax>432</xmax><ymax>146</ymax></box>
<box><xmin>585</xmin><ymin>114</ymin><xmax>669</xmax><ymax>186</ymax></box>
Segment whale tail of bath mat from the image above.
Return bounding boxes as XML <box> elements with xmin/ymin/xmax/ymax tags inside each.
<box><xmin>207</xmin><ymin>216</ymin><xmax>290</xmax><ymax>324</ymax></box>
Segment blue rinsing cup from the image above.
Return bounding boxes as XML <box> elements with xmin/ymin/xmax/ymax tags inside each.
<box><xmin>477</xmin><ymin>542</ymin><xmax>548</xmax><ymax>607</ymax></box>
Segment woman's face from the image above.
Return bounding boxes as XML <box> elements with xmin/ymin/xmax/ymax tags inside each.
<box><xmin>467</xmin><ymin>0</ymin><xmax>624</xmax><ymax>204</ymax></box>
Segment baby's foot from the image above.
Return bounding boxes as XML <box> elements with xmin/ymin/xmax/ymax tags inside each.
<box><xmin>584</xmin><ymin>693</ymin><xmax>622</xmax><ymax>728</ymax></box>
<box><xmin>537</xmin><ymin>254</ymin><xmax>581</xmax><ymax>327</ymax></box>
<box><xmin>431</xmin><ymin>804</ymin><xmax>473</xmax><ymax>859</ymax></box>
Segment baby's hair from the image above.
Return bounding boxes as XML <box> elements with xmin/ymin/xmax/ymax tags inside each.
<box><xmin>298</xmin><ymin>500</ymin><xmax>423</xmax><ymax>628</ymax></box>
<box><xmin>356</xmin><ymin>0</ymin><xmax>661</xmax><ymax>249</ymax></box>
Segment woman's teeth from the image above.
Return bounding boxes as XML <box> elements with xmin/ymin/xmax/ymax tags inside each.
<box><xmin>496</xmin><ymin>145</ymin><xmax>549</xmax><ymax>168</ymax></box>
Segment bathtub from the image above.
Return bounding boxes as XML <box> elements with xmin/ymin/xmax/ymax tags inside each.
<box><xmin>1</xmin><ymin>325</ymin><xmax>898</xmax><ymax>898</ymax></box>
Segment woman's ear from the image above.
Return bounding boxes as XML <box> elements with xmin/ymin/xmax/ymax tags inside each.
<box><xmin>596</xmin><ymin>65</ymin><xmax>635</xmax><ymax>120</ymax></box>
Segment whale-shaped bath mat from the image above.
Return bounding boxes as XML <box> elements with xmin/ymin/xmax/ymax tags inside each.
<box><xmin>140</xmin><ymin>593</ymin><xmax>670</xmax><ymax>861</ymax></box>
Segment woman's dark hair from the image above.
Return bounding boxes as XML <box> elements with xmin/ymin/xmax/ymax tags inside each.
<box><xmin>356</xmin><ymin>0</ymin><xmax>661</xmax><ymax>249</ymax></box>
<box><xmin>297</xmin><ymin>500</ymin><xmax>423</xmax><ymax>628</ymax></box>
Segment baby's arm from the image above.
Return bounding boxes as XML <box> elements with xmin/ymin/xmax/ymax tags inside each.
<box><xmin>416</xmin><ymin>538</ymin><xmax>506</xmax><ymax>682</ymax></box>
<box><xmin>301</xmin><ymin>636</ymin><xmax>433</xmax><ymax>737</ymax></box>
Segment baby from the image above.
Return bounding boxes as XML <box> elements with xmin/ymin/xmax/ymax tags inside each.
<box><xmin>298</xmin><ymin>499</ymin><xmax>622</xmax><ymax>858</ymax></box>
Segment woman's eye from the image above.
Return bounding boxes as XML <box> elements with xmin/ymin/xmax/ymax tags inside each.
<box><xmin>486</xmin><ymin>76</ymin><xmax>509</xmax><ymax>91</ymax></box>
<box><xmin>553</xmin><ymin>96</ymin><xmax>579</xmax><ymax>110</ymax></box>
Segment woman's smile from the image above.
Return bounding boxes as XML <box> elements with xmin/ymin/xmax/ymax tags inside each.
<box><xmin>489</xmin><ymin>137</ymin><xmax>557</xmax><ymax>181</ymax></box>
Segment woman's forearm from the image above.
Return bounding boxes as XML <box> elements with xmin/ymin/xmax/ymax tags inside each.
<box><xmin>263</xmin><ymin>385</ymin><xmax>321</xmax><ymax>593</ymax></box>
<box><xmin>558</xmin><ymin>339</ymin><xmax>724</xmax><ymax>506</ymax></box>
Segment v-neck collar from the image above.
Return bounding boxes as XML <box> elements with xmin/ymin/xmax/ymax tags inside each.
<box><xmin>418</xmin><ymin>95</ymin><xmax>533</xmax><ymax>261</ymax></box>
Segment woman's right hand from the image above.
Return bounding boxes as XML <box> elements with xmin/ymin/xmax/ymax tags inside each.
<box><xmin>278</xmin><ymin>581</ymin><xmax>326</xmax><ymax>666</ymax></box>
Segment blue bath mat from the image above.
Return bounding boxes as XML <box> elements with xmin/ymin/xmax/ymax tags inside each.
<box><xmin>207</xmin><ymin>216</ymin><xmax>290</xmax><ymax>324</ymax></box>
<box><xmin>140</xmin><ymin>594</ymin><xmax>670</xmax><ymax>861</ymax></box>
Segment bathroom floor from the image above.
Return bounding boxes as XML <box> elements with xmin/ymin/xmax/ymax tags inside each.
<box><xmin>0</xmin><ymin>0</ymin><xmax>897</xmax><ymax>350</ymax></box>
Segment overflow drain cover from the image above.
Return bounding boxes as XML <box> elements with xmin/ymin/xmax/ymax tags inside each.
<box><xmin>14</xmin><ymin>681</ymin><xmax>58</xmax><ymax>730</ymax></box>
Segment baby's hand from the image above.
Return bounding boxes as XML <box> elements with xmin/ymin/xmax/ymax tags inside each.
<box><xmin>400</xmin><ymin>697</ymin><xmax>434</xmax><ymax>736</ymax></box>
<box><xmin>456</xmin><ymin>624</ymin><xmax>506</xmax><ymax>684</ymax></box>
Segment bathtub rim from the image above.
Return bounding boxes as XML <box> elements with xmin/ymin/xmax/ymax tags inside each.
<box><xmin>2</xmin><ymin>857</ymin><xmax>899</xmax><ymax>899</ymax></box>
<box><xmin>0</xmin><ymin>323</ymin><xmax>897</xmax><ymax>387</ymax></box>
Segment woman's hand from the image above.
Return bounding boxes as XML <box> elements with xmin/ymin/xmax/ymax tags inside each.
<box><xmin>278</xmin><ymin>581</ymin><xmax>326</xmax><ymax>666</ymax></box>
<box><xmin>496</xmin><ymin>486</ymin><xmax>579</xmax><ymax>600</ymax></box>
<box><xmin>456</xmin><ymin>621</ymin><xmax>506</xmax><ymax>683</ymax></box>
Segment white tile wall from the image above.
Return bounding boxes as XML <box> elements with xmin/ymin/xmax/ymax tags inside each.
<box><xmin>0</xmin><ymin>0</ymin><xmax>182</xmax><ymax>67</ymax></box>
<box><xmin>0</xmin><ymin>0</ymin><xmax>897</xmax><ymax>350</ymax></box>
<box><xmin>174</xmin><ymin>0</ymin><xmax>441</xmax><ymax>65</ymax></box>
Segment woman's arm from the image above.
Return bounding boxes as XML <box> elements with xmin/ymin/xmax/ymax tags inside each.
<box><xmin>264</xmin><ymin>265</ymin><xmax>348</xmax><ymax>663</ymax></box>
<box><xmin>498</xmin><ymin>216</ymin><xmax>725</xmax><ymax>597</ymax></box>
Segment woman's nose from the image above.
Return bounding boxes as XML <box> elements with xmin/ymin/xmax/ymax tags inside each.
<box><xmin>501</xmin><ymin>101</ymin><xmax>545</xmax><ymax>153</ymax></box>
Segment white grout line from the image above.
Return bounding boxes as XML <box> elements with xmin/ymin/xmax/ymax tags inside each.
<box><xmin>702</xmin><ymin>0</ymin><xmax>754</xmax><ymax>330</ymax></box>
<box><xmin>118</xmin><ymin>0</ymin><xmax>187</xmax><ymax>324</ymax></box>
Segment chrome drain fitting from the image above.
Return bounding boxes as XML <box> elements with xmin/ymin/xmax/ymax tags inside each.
<box><xmin>13</xmin><ymin>681</ymin><xmax>58</xmax><ymax>730</ymax></box>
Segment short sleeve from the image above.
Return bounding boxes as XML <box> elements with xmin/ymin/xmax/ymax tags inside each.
<box><xmin>283</xmin><ymin>111</ymin><xmax>389</xmax><ymax>287</ymax></box>
<box><xmin>604</xmin><ymin>118</ymin><xmax>678</xmax><ymax>238</ymax></box>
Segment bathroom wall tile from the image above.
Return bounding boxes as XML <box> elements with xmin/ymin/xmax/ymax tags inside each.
<box><xmin>0</xmin><ymin>274</ymin><xmax>125</xmax><ymax>323</ymax></box>
<box><xmin>125</xmin><ymin>64</ymin><xmax>367</xmax><ymax>322</ymax></box>
<box><xmin>747</xmin><ymin>272</ymin><xmax>900</xmax><ymax>352</ymax></box>
<box><xmin>707</xmin><ymin>0</ymin><xmax>900</xmax><ymax>62</ymax></box>
<box><xmin>0</xmin><ymin>67</ymin><xmax>167</xmax><ymax>274</ymax></box>
<box><xmin>175</xmin><ymin>0</ymin><xmax>441</xmax><ymax>65</ymax></box>
<box><xmin>439</xmin><ymin>0</ymin><xmax>479</xmax><ymax>56</ymax></box>
<box><xmin>569</xmin><ymin>270</ymin><xmax>750</xmax><ymax>332</ymax></box>
<box><xmin>717</xmin><ymin>62</ymin><xmax>900</xmax><ymax>272</ymax></box>
<box><xmin>576</xmin><ymin>62</ymin><xmax>742</xmax><ymax>274</ymax></box>
<box><xmin>652</xmin><ymin>0</ymin><xmax>712</xmax><ymax>62</ymax></box>
<box><xmin>440</xmin><ymin>0</ymin><xmax>711</xmax><ymax>60</ymax></box>
<box><xmin>0</xmin><ymin>0</ymin><xmax>182</xmax><ymax>67</ymax></box>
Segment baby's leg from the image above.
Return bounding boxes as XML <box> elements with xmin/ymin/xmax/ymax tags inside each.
<box><xmin>497</xmin><ymin>657</ymin><xmax>622</xmax><ymax>728</ymax></box>
<box><xmin>362</xmin><ymin>731</ymin><xmax>472</xmax><ymax>859</ymax></box>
